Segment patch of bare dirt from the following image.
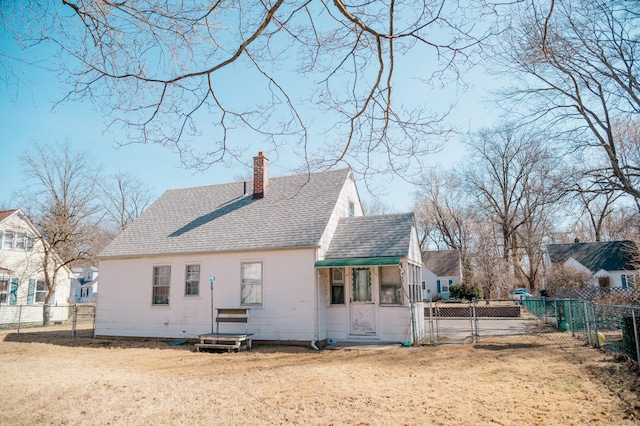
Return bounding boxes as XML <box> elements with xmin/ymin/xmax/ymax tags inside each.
<box><xmin>0</xmin><ymin>330</ymin><xmax>639</xmax><ymax>425</ymax></box>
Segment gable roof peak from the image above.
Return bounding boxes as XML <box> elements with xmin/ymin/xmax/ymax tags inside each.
<box><xmin>100</xmin><ymin>167</ymin><xmax>353</xmax><ymax>258</ymax></box>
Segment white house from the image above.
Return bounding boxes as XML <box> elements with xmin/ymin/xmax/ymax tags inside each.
<box><xmin>544</xmin><ymin>240</ymin><xmax>638</xmax><ymax>289</ymax></box>
<box><xmin>0</xmin><ymin>209</ymin><xmax>71</xmax><ymax>324</ymax></box>
<box><xmin>70</xmin><ymin>266</ymin><xmax>98</xmax><ymax>303</ymax></box>
<box><xmin>421</xmin><ymin>250</ymin><xmax>462</xmax><ymax>301</ymax></box>
<box><xmin>96</xmin><ymin>153</ymin><xmax>424</xmax><ymax>345</ymax></box>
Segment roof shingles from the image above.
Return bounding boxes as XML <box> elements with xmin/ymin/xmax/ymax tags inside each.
<box><xmin>324</xmin><ymin>213</ymin><xmax>414</xmax><ymax>259</ymax></box>
<box><xmin>100</xmin><ymin>169</ymin><xmax>350</xmax><ymax>258</ymax></box>
<box><xmin>547</xmin><ymin>240</ymin><xmax>637</xmax><ymax>272</ymax></box>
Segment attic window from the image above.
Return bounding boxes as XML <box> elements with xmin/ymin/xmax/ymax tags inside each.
<box><xmin>348</xmin><ymin>201</ymin><xmax>355</xmax><ymax>217</ymax></box>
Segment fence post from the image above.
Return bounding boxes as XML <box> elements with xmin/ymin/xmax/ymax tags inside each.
<box><xmin>567</xmin><ymin>300</ymin><xmax>574</xmax><ymax>336</ymax></box>
<box><xmin>592</xmin><ymin>303</ymin><xmax>600</xmax><ymax>348</ymax></box>
<box><xmin>17</xmin><ymin>304</ymin><xmax>22</xmax><ymax>334</ymax></box>
<box><xmin>92</xmin><ymin>305</ymin><xmax>97</xmax><ymax>339</ymax></box>
<box><xmin>584</xmin><ymin>301</ymin><xmax>592</xmax><ymax>346</ymax></box>
<box><xmin>632</xmin><ymin>309</ymin><xmax>640</xmax><ymax>367</ymax></box>
<box><xmin>472</xmin><ymin>298</ymin><xmax>478</xmax><ymax>344</ymax></box>
<box><xmin>554</xmin><ymin>300</ymin><xmax>559</xmax><ymax>328</ymax></box>
<box><xmin>71</xmin><ymin>304</ymin><xmax>78</xmax><ymax>338</ymax></box>
<box><xmin>428</xmin><ymin>299</ymin><xmax>435</xmax><ymax>345</ymax></box>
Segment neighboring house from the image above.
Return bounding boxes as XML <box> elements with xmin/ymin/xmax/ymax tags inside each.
<box><xmin>0</xmin><ymin>209</ymin><xmax>71</xmax><ymax>324</ymax></box>
<box><xmin>97</xmin><ymin>152</ymin><xmax>424</xmax><ymax>344</ymax></box>
<box><xmin>70</xmin><ymin>266</ymin><xmax>98</xmax><ymax>303</ymax></box>
<box><xmin>544</xmin><ymin>240</ymin><xmax>638</xmax><ymax>289</ymax></box>
<box><xmin>421</xmin><ymin>250</ymin><xmax>462</xmax><ymax>301</ymax></box>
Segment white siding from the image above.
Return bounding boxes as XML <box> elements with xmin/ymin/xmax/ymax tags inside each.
<box><xmin>316</xmin><ymin>172</ymin><xmax>363</xmax><ymax>259</ymax></box>
<box><xmin>96</xmin><ymin>248</ymin><xmax>319</xmax><ymax>341</ymax></box>
<box><xmin>0</xmin><ymin>211</ymin><xmax>71</xmax><ymax>319</ymax></box>
<box><xmin>321</xmin><ymin>265</ymin><xmax>412</xmax><ymax>343</ymax></box>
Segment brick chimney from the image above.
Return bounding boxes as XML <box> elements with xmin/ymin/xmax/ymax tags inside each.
<box><xmin>253</xmin><ymin>151</ymin><xmax>269</xmax><ymax>199</ymax></box>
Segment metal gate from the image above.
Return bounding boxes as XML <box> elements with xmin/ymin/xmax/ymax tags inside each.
<box><xmin>421</xmin><ymin>299</ymin><xmax>563</xmax><ymax>345</ymax></box>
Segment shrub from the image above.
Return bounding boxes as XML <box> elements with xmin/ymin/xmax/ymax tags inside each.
<box><xmin>544</xmin><ymin>264</ymin><xmax>592</xmax><ymax>298</ymax></box>
<box><xmin>449</xmin><ymin>282</ymin><xmax>482</xmax><ymax>301</ymax></box>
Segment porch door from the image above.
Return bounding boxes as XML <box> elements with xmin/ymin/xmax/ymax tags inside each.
<box><xmin>350</xmin><ymin>268</ymin><xmax>377</xmax><ymax>336</ymax></box>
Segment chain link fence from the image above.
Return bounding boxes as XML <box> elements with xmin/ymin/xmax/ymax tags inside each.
<box><xmin>420</xmin><ymin>297</ymin><xmax>640</xmax><ymax>366</ymax></box>
<box><xmin>522</xmin><ymin>298</ymin><xmax>640</xmax><ymax>365</ymax></box>
<box><xmin>0</xmin><ymin>304</ymin><xmax>96</xmax><ymax>337</ymax></box>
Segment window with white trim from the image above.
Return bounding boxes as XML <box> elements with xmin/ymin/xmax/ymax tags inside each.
<box><xmin>35</xmin><ymin>280</ymin><xmax>47</xmax><ymax>303</ymax></box>
<box><xmin>330</xmin><ymin>268</ymin><xmax>345</xmax><ymax>304</ymax></box>
<box><xmin>1</xmin><ymin>230</ymin><xmax>35</xmax><ymax>251</ymax></box>
<box><xmin>152</xmin><ymin>266</ymin><xmax>171</xmax><ymax>305</ymax></box>
<box><xmin>380</xmin><ymin>266</ymin><xmax>402</xmax><ymax>305</ymax></box>
<box><xmin>185</xmin><ymin>265</ymin><xmax>200</xmax><ymax>296</ymax></box>
<box><xmin>0</xmin><ymin>278</ymin><xmax>8</xmax><ymax>304</ymax></box>
<box><xmin>622</xmin><ymin>274</ymin><xmax>637</xmax><ymax>289</ymax></box>
<box><xmin>15</xmin><ymin>233</ymin><xmax>25</xmax><ymax>250</ymax></box>
<box><xmin>2</xmin><ymin>231</ymin><xmax>14</xmax><ymax>249</ymax></box>
<box><xmin>241</xmin><ymin>262</ymin><xmax>262</xmax><ymax>305</ymax></box>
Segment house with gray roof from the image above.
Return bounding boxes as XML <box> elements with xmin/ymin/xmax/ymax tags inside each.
<box><xmin>544</xmin><ymin>240</ymin><xmax>638</xmax><ymax>289</ymax></box>
<box><xmin>96</xmin><ymin>153</ymin><xmax>424</xmax><ymax>345</ymax></box>
<box><xmin>421</xmin><ymin>250</ymin><xmax>462</xmax><ymax>300</ymax></box>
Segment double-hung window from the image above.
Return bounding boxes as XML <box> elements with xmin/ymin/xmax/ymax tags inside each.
<box><xmin>2</xmin><ymin>231</ymin><xmax>14</xmax><ymax>249</ymax></box>
<box><xmin>380</xmin><ymin>266</ymin><xmax>402</xmax><ymax>305</ymax></box>
<box><xmin>185</xmin><ymin>265</ymin><xmax>200</xmax><ymax>296</ymax></box>
<box><xmin>152</xmin><ymin>266</ymin><xmax>171</xmax><ymax>305</ymax></box>
<box><xmin>241</xmin><ymin>262</ymin><xmax>262</xmax><ymax>305</ymax></box>
<box><xmin>0</xmin><ymin>278</ymin><xmax>8</xmax><ymax>304</ymax></box>
<box><xmin>15</xmin><ymin>233</ymin><xmax>25</xmax><ymax>250</ymax></box>
<box><xmin>330</xmin><ymin>268</ymin><xmax>345</xmax><ymax>304</ymax></box>
<box><xmin>35</xmin><ymin>280</ymin><xmax>47</xmax><ymax>303</ymax></box>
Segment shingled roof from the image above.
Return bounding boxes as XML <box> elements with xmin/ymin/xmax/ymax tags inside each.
<box><xmin>546</xmin><ymin>240</ymin><xmax>638</xmax><ymax>272</ymax></box>
<box><xmin>99</xmin><ymin>168</ymin><xmax>352</xmax><ymax>258</ymax></box>
<box><xmin>324</xmin><ymin>213</ymin><xmax>415</xmax><ymax>259</ymax></box>
<box><xmin>0</xmin><ymin>209</ymin><xmax>18</xmax><ymax>222</ymax></box>
<box><xmin>422</xmin><ymin>250</ymin><xmax>461</xmax><ymax>277</ymax></box>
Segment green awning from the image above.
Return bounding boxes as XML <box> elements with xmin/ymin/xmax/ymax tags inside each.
<box><xmin>315</xmin><ymin>257</ymin><xmax>402</xmax><ymax>268</ymax></box>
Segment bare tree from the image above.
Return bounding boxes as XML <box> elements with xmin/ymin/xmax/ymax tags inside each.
<box><xmin>98</xmin><ymin>172</ymin><xmax>155</xmax><ymax>232</ymax></box>
<box><xmin>498</xmin><ymin>0</ymin><xmax>640</xmax><ymax>199</ymax></box>
<box><xmin>464</xmin><ymin>124</ymin><xmax>562</xmax><ymax>290</ymax></box>
<box><xmin>17</xmin><ymin>142</ymin><xmax>103</xmax><ymax>323</ymax></box>
<box><xmin>413</xmin><ymin>169</ymin><xmax>475</xmax><ymax>264</ymax></box>
<box><xmin>468</xmin><ymin>221</ymin><xmax>510</xmax><ymax>299</ymax></box>
<box><xmin>1</xmin><ymin>1</ymin><xmax>501</xmax><ymax>179</ymax></box>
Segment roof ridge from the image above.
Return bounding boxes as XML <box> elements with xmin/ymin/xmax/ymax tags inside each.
<box><xmin>165</xmin><ymin>167</ymin><xmax>350</xmax><ymax>193</ymax></box>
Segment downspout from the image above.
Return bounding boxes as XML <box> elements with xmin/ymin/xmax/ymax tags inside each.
<box><xmin>312</xmin><ymin>253</ymin><xmax>320</xmax><ymax>351</ymax></box>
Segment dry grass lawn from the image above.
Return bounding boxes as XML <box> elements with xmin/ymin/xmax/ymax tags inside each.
<box><xmin>1</xmin><ymin>328</ymin><xmax>639</xmax><ymax>425</ymax></box>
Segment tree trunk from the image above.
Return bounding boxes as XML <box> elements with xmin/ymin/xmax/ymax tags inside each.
<box><xmin>42</xmin><ymin>304</ymin><xmax>51</xmax><ymax>326</ymax></box>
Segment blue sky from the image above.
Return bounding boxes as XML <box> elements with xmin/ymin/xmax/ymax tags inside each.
<box><xmin>0</xmin><ymin>12</ymin><xmax>502</xmax><ymax>213</ymax></box>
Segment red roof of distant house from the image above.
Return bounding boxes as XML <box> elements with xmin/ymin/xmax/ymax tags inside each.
<box><xmin>0</xmin><ymin>209</ymin><xmax>18</xmax><ymax>222</ymax></box>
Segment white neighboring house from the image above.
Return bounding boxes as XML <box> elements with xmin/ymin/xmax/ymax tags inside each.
<box><xmin>421</xmin><ymin>250</ymin><xmax>463</xmax><ymax>301</ymax></box>
<box><xmin>97</xmin><ymin>153</ymin><xmax>424</xmax><ymax>345</ymax></box>
<box><xmin>70</xmin><ymin>266</ymin><xmax>98</xmax><ymax>303</ymax></box>
<box><xmin>0</xmin><ymin>209</ymin><xmax>71</xmax><ymax>324</ymax></box>
<box><xmin>544</xmin><ymin>240</ymin><xmax>638</xmax><ymax>289</ymax></box>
